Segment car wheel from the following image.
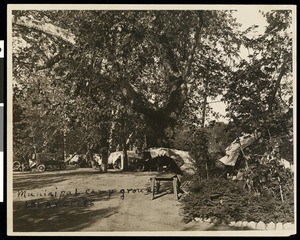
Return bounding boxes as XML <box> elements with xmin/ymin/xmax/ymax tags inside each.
<box><xmin>37</xmin><ymin>164</ymin><xmax>46</xmax><ymax>172</ymax></box>
<box><xmin>136</xmin><ymin>163</ymin><xmax>145</xmax><ymax>172</ymax></box>
<box><xmin>60</xmin><ymin>163</ymin><xmax>67</xmax><ymax>170</ymax></box>
<box><xmin>13</xmin><ymin>161</ymin><xmax>21</xmax><ymax>171</ymax></box>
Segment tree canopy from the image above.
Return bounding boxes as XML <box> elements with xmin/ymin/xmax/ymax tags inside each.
<box><xmin>12</xmin><ymin>9</ymin><xmax>294</xmax><ymax>171</ymax></box>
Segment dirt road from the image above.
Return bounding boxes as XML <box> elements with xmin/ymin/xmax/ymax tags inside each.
<box><xmin>12</xmin><ymin>168</ymin><xmax>234</xmax><ymax>232</ymax></box>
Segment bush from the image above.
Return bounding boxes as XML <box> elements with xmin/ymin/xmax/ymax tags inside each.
<box><xmin>181</xmin><ymin>177</ymin><xmax>294</xmax><ymax>224</ymax></box>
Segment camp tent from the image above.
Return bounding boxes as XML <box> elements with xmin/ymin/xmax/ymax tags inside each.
<box><xmin>108</xmin><ymin>148</ymin><xmax>196</xmax><ymax>174</ymax></box>
<box><xmin>108</xmin><ymin>150</ymin><xmax>140</xmax><ymax>168</ymax></box>
<box><xmin>148</xmin><ymin>148</ymin><xmax>195</xmax><ymax>175</ymax></box>
<box><xmin>218</xmin><ymin>132</ymin><xmax>261</xmax><ymax>166</ymax></box>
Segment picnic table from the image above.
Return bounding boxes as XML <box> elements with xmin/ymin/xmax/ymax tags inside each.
<box><xmin>150</xmin><ymin>174</ymin><xmax>180</xmax><ymax>200</ymax></box>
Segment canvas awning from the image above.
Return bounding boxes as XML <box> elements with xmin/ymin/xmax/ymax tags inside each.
<box><xmin>108</xmin><ymin>151</ymin><xmax>140</xmax><ymax>165</ymax></box>
<box><xmin>218</xmin><ymin>132</ymin><xmax>261</xmax><ymax>166</ymax></box>
<box><xmin>108</xmin><ymin>148</ymin><xmax>196</xmax><ymax>175</ymax></box>
<box><xmin>149</xmin><ymin>148</ymin><xmax>196</xmax><ymax>175</ymax></box>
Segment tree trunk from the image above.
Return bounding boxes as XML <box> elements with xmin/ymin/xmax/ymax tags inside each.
<box><xmin>145</xmin><ymin>113</ymin><xmax>177</xmax><ymax>148</ymax></box>
<box><xmin>122</xmin><ymin>139</ymin><xmax>128</xmax><ymax>171</ymax></box>
<box><xmin>201</xmin><ymin>95</ymin><xmax>207</xmax><ymax>128</ymax></box>
<box><xmin>63</xmin><ymin>129</ymin><xmax>67</xmax><ymax>161</ymax></box>
<box><xmin>268</xmin><ymin>56</ymin><xmax>288</xmax><ymax>112</ymax></box>
<box><xmin>100</xmin><ymin>139</ymin><xmax>109</xmax><ymax>173</ymax></box>
<box><xmin>119</xmin><ymin>26</ymin><xmax>203</xmax><ymax>148</ymax></box>
<box><xmin>101</xmin><ymin>149</ymin><xmax>108</xmax><ymax>173</ymax></box>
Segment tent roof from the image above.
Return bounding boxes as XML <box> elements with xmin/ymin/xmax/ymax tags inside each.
<box><xmin>149</xmin><ymin>148</ymin><xmax>195</xmax><ymax>175</ymax></box>
<box><xmin>108</xmin><ymin>151</ymin><xmax>140</xmax><ymax>164</ymax></box>
<box><xmin>108</xmin><ymin>148</ymin><xmax>196</xmax><ymax>175</ymax></box>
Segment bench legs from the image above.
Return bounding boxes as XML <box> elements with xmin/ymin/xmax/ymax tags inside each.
<box><xmin>150</xmin><ymin>178</ymin><xmax>155</xmax><ymax>200</ymax></box>
<box><xmin>151</xmin><ymin>177</ymin><xmax>179</xmax><ymax>200</ymax></box>
<box><xmin>172</xmin><ymin>177</ymin><xmax>178</xmax><ymax>200</ymax></box>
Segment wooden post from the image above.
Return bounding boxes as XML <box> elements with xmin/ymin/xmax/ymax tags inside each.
<box><xmin>173</xmin><ymin>177</ymin><xmax>178</xmax><ymax>200</ymax></box>
<box><xmin>156</xmin><ymin>181</ymin><xmax>160</xmax><ymax>193</ymax></box>
<box><xmin>150</xmin><ymin>178</ymin><xmax>155</xmax><ymax>200</ymax></box>
<box><xmin>278</xmin><ymin>177</ymin><xmax>284</xmax><ymax>203</ymax></box>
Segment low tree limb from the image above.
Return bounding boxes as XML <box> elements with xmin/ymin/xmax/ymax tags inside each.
<box><xmin>119</xmin><ymin>79</ymin><xmax>157</xmax><ymax>117</ymax></box>
<box><xmin>13</xmin><ymin>15</ymin><xmax>76</xmax><ymax>45</ymax></box>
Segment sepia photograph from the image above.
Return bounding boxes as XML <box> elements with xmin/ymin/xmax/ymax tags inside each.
<box><xmin>7</xmin><ymin>4</ymin><xmax>296</xmax><ymax>236</ymax></box>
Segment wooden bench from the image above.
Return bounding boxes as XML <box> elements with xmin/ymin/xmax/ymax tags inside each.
<box><xmin>150</xmin><ymin>174</ymin><xmax>179</xmax><ymax>200</ymax></box>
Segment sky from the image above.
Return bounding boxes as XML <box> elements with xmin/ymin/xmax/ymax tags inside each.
<box><xmin>208</xmin><ymin>8</ymin><xmax>268</xmax><ymax>124</ymax></box>
<box><xmin>232</xmin><ymin>7</ymin><xmax>267</xmax><ymax>32</ymax></box>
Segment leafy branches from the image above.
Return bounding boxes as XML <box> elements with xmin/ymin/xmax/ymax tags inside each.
<box><xmin>223</xmin><ymin>10</ymin><xmax>293</xmax><ymax>136</ymax></box>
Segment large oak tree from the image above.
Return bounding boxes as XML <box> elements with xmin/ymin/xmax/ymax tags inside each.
<box><xmin>12</xmin><ymin>10</ymin><xmax>241</xmax><ymax>171</ymax></box>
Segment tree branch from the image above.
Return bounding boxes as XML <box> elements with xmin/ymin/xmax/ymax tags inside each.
<box><xmin>13</xmin><ymin>15</ymin><xmax>76</xmax><ymax>45</ymax></box>
<box><xmin>268</xmin><ymin>56</ymin><xmax>289</xmax><ymax>112</ymax></box>
<box><xmin>13</xmin><ymin>15</ymin><xmax>76</xmax><ymax>71</ymax></box>
<box><xmin>183</xmin><ymin>12</ymin><xmax>203</xmax><ymax>81</ymax></box>
<box><xmin>119</xmin><ymin>79</ymin><xmax>157</xmax><ymax>117</ymax></box>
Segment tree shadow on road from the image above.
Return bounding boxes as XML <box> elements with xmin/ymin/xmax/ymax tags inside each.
<box><xmin>13</xmin><ymin>176</ymin><xmax>71</xmax><ymax>191</ymax></box>
<box><xmin>13</xmin><ymin>169</ymin><xmax>158</xmax><ymax>192</ymax></box>
<box><xmin>13</xmin><ymin>193</ymin><xmax>120</xmax><ymax>232</ymax></box>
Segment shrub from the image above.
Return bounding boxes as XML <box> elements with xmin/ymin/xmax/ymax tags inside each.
<box><xmin>181</xmin><ymin>176</ymin><xmax>294</xmax><ymax>224</ymax></box>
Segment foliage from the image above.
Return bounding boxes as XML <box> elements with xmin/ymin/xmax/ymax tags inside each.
<box><xmin>173</xmin><ymin>121</ymin><xmax>243</xmax><ymax>179</ymax></box>
<box><xmin>241</xmin><ymin>154</ymin><xmax>294</xmax><ymax>196</ymax></box>
<box><xmin>12</xmin><ymin>10</ymin><xmax>243</xmax><ymax>155</ymax></box>
<box><xmin>181</xmin><ymin>172</ymin><xmax>294</xmax><ymax>223</ymax></box>
<box><xmin>224</xmin><ymin>10</ymin><xmax>293</xmax><ymax>136</ymax></box>
<box><xmin>12</xmin><ymin>8</ymin><xmax>294</xmax><ymax>180</ymax></box>
<box><xmin>187</xmin><ymin>128</ymin><xmax>210</xmax><ymax>179</ymax></box>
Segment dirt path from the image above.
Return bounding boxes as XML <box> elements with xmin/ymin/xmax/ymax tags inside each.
<box><xmin>12</xmin><ymin>168</ymin><xmax>233</xmax><ymax>232</ymax></box>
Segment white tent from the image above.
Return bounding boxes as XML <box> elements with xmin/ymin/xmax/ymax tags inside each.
<box><xmin>149</xmin><ymin>148</ymin><xmax>196</xmax><ymax>175</ymax></box>
<box><xmin>218</xmin><ymin>132</ymin><xmax>261</xmax><ymax>166</ymax></box>
<box><xmin>108</xmin><ymin>148</ymin><xmax>196</xmax><ymax>174</ymax></box>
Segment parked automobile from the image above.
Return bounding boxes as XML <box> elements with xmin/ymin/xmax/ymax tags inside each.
<box><xmin>13</xmin><ymin>160</ymin><xmax>46</xmax><ymax>172</ymax></box>
<box><xmin>33</xmin><ymin>152</ymin><xmax>67</xmax><ymax>170</ymax></box>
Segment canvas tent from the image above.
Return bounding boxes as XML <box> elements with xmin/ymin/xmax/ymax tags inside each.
<box><xmin>217</xmin><ymin>132</ymin><xmax>294</xmax><ymax>172</ymax></box>
<box><xmin>218</xmin><ymin>132</ymin><xmax>261</xmax><ymax>166</ymax></box>
<box><xmin>108</xmin><ymin>148</ymin><xmax>196</xmax><ymax>174</ymax></box>
<box><xmin>148</xmin><ymin>148</ymin><xmax>195</xmax><ymax>175</ymax></box>
<box><xmin>108</xmin><ymin>150</ymin><xmax>140</xmax><ymax>169</ymax></box>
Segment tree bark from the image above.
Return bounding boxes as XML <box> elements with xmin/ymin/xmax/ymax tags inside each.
<box><xmin>201</xmin><ymin>95</ymin><xmax>207</xmax><ymax>128</ymax></box>
<box><xmin>183</xmin><ymin>12</ymin><xmax>203</xmax><ymax>80</ymax></box>
<box><xmin>145</xmin><ymin>113</ymin><xmax>176</xmax><ymax>148</ymax></box>
<box><xmin>101</xmin><ymin>149</ymin><xmax>109</xmax><ymax>173</ymax></box>
<box><xmin>99</xmin><ymin>137</ymin><xmax>109</xmax><ymax>173</ymax></box>
<box><xmin>63</xmin><ymin>129</ymin><xmax>67</xmax><ymax>161</ymax></box>
<box><xmin>122</xmin><ymin>139</ymin><xmax>128</xmax><ymax>171</ymax></box>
